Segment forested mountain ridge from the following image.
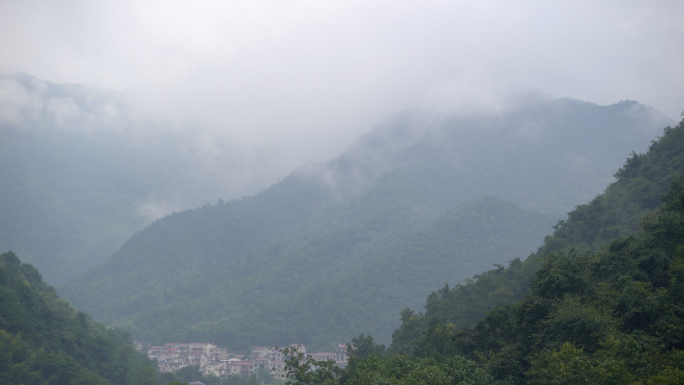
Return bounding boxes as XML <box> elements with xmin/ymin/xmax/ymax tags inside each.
<box><xmin>388</xmin><ymin>116</ymin><xmax>684</xmax><ymax>359</ymax></box>
<box><xmin>168</xmin><ymin>196</ymin><xmax>558</xmax><ymax>349</ymax></box>
<box><xmin>340</xmin><ymin>175</ymin><xmax>684</xmax><ymax>385</ymax></box>
<box><xmin>59</xmin><ymin>96</ymin><xmax>674</xmax><ymax>351</ymax></box>
<box><xmin>0</xmin><ymin>73</ymin><xmax>274</xmax><ymax>284</ymax></box>
<box><xmin>1</xmin><ymin>72</ymin><xmax>672</xmax><ymax>288</ymax></box>
<box><xmin>61</xmin><ymin>196</ymin><xmax>556</xmax><ymax>349</ymax></box>
<box><xmin>294</xmin><ymin>117</ymin><xmax>684</xmax><ymax>385</ymax></box>
<box><xmin>0</xmin><ymin>251</ymin><xmax>156</xmax><ymax>385</ymax></box>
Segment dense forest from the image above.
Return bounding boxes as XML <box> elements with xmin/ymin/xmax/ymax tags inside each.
<box><xmin>4</xmin><ymin>73</ymin><xmax>682</xmax><ymax>383</ymax></box>
<box><xmin>58</xmin><ymin>95</ymin><xmax>674</xmax><ymax>350</ymax></box>
<box><xmin>389</xmin><ymin>116</ymin><xmax>684</xmax><ymax>354</ymax></box>
<box><xmin>281</xmin><ymin>118</ymin><xmax>684</xmax><ymax>383</ymax></box>
<box><xmin>0</xmin><ymin>251</ymin><xmax>156</xmax><ymax>385</ymax></box>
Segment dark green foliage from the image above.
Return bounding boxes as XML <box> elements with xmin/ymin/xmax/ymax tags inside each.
<box><xmin>384</xmin><ymin>164</ymin><xmax>684</xmax><ymax>383</ymax></box>
<box><xmin>346</xmin><ymin>334</ymin><xmax>386</xmax><ymax>359</ymax></box>
<box><xmin>281</xmin><ymin>346</ymin><xmax>343</xmax><ymax>385</ymax></box>
<box><xmin>388</xmin><ymin>118</ymin><xmax>684</xmax><ymax>354</ymax></box>
<box><xmin>0</xmin><ymin>251</ymin><xmax>156</xmax><ymax>385</ymax></box>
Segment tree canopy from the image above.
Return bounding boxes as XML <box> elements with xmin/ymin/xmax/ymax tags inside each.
<box><xmin>0</xmin><ymin>251</ymin><xmax>156</xmax><ymax>385</ymax></box>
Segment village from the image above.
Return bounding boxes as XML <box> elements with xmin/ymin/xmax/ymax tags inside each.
<box><xmin>143</xmin><ymin>342</ymin><xmax>349</xmax><ymax>381</ymax></box>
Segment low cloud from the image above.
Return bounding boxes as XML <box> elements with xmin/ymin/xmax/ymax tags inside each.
<box><xmin>0</xmin><ymin>0</ymin><xmax>682</xmax><ymax>200</ymax></box>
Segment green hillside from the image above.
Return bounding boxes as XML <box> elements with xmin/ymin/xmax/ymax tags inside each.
<box><xmin>60</xmin><ymin>97</ymin><xmax>673</xmax><ymax>351</ymax></box>
<box><xmin>154</xmin><ymin>196</ymin><xmax>557</xmax><ymax>349</ymax></box>
<box><xmin>0</xmin><ymin>251</ymin><xmax>156</xmax><ymax>385</ymax></box>
<box><xmin>293</xmin><ymin>117</ymin><xmax>684</xmax><ymax>385</ymax></box>
<box><xmin>340</xmin><ymin>178</ymin><xmax>684</xmax><ymax>384</ymax></box>
<box><xmin>389</xmin><ymin>117</ymin><xmax>684</xmax><ymax>355</ymax></box>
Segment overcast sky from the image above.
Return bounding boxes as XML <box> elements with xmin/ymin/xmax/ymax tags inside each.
<box><xmin>1</xmin><ymin>0</ymin><xmax>683</xmax><ymax>184</ymax></box>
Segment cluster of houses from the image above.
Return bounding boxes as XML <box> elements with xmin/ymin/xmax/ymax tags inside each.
<box><xmin>146</xmin><ymin>342</ymin><xmax>349</xmax><ymax>380</ymax></box>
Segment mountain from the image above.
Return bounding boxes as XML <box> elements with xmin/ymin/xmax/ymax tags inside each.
<box><xmin>387</xmin><ymin>115</ymin><xmax>684</xmax><ymax>356</ymax></box>
<box><xmin>0</xmin><ymin>251</ymin><xmax>156</xmax><ymax>385</ymax></box>
<box><xmin>59</xmin><ymin>95</ymin><xmax>674</xmax><ymax>351</ymax></box>
<box><xmin>0</xmin><ymin>73</ymin><xmax>258</xmax><ymax>284</ymax></box>
<box><xmin>172</xmin><ymin>196</ymin><xmax>557</xmax><ymax>349</ymax></box>
<box><xmin>368</xmin><ymin>117</ymin><xmax>684</xmax><ymax>385</ymax></box>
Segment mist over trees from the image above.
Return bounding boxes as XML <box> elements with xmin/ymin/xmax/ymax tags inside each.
<box><xmin>52</xmin><ymin>88</ymin><xmax>674</xmax><ymax>351</ymax></box>
<box><xmin>2</xmin><ymin>71</ymin><xmax>683</xmax><ymax>384</ymax></box>
<box><xmin>0</xmin><ymin>73</ymin><xmax>277</xmax><ymax>284</ymax></box>
<box><xmin>341</xmin><ymin>117</ymin><xmax>684</xmax><ymax>384</ymax></box>
<box><xmin>1</xmin><ymin>1</ymin><xmax>682</xmax><ymax>382</ymax></box>
<box><xmin>389</xmin><ymin>117</ymin><xmax>684</xmax><ymax>353</ymax></box>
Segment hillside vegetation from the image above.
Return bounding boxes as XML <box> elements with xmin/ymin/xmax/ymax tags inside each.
<box><xmin>0</xmin><ymin>251</ymin><xmax>156</xmax><ymax>385</ymax></box>
<box><xmin>288</xmin><ymin>119</ymin><xmax>684</xmax><ymax>384</ymax></box>
<box><xmin>389</xmin><ymin>117</ymin><xmax>684</xmax><ymax>355</ymax></box>
<box><xmin>60</xmin><ymin>97</ymin><xmax>673</xmax><ymax>350</ymax></box>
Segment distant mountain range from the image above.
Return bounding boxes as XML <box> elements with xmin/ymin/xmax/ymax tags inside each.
<box><xmin>46</xmin><ymin>86</ymin><xmax>673</xmax><ymax>350</ymax></box>
<box><xmin>2</xmin><ymin>114</ymin><xmax>683</xmax><ymax>384</ymax></box>
<box><xmin>0</xmin><ymin>73</ymin><xmax>263</xmax><ymax>284</ymax></box>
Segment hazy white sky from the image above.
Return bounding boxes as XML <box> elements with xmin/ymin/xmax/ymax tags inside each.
<box><xmin>1</xmin><ymin>0</ymin><xmax>683</xmax><ymax>178</ymax></box>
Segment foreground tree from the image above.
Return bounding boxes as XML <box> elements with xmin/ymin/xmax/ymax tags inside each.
<box><xmin>280</xmin><ymin>346</ymin><xmax>342</xmax><ymax>385</ymax></box>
